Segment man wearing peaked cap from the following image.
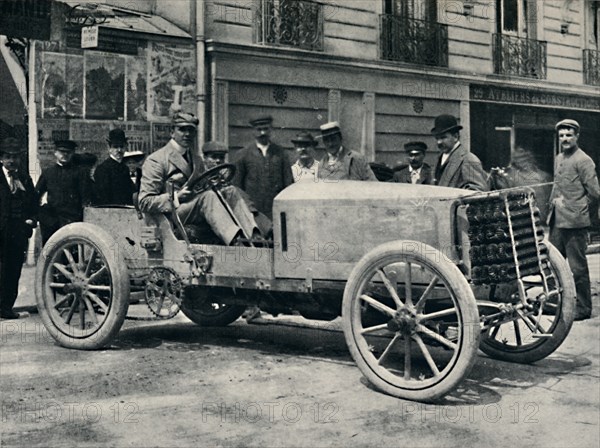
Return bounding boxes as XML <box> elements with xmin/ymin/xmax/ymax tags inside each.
<box><xmin>233</xmin><ymin>114</ymin><xmax>293</xmax><ymax>218</ymax></box>
<box><xmin>431</xmin><ymin>114</ymin><xmax>487</xmax><ymax>191</ymax></box>
<box><xmin>391</xmin><ymin>141</ymin><xmax>432</xmax><ymax>185</ymax></box>
<box><xmin>548</xmin><ymin>118</ymin><xmax>600</xmax><ymax>321</ymax></box>
<box><xmin>0</xmin><ymin>138</ymin><xmax>37</xmax><ymax>319</ymax></box>
<box><xmin>317</xmin><ymin>121</ymin><xmax>377</xmax><ymax>182</ymax></box>
<box><xmin>202</xmin><ymin>141</ymin><xmax>228</xmax><ymax>170</ymax></box>
<box><xmin>35</xmin><ymin>139</ymin><xmax>93</xmax><ymax>245</ymax></box>
<box><xmin>93</xmin><ymin>128</ymin><xmax>136</xmax><ymax>206</ymax></box>
<box><xmin>290</xmin><ymin>132</ymin><xmax>319</xmax><ymax>183</ymax></box>
<box><xmin>138</xmin><ymin>113</ymin><xmax>265</xmax><ymax>246</ymax></box>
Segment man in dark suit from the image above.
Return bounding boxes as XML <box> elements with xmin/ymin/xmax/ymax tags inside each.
<box><xmin>35</xmin><ymin>140</ymin><xmax>93</xmax><ymax>245</ymax></box>
<box><xmin>431</xmin><ymin>115</ymin><xmax>487</xmax><ymax>191</ymax></box>
<box><xmin>138</xmin><ymin>113</ymin><xmax>262</xmax><ymax>245</ymax></box>
<box><xmin>548</xmin><ymin>119</ymin><xmax>600</xmax><ymax>321</ymax></box>
<box><xmin>0</xmin><ymin>138</ymin><xmax>37</xmax><ymax>319</ymax></box>
<box><xmin>391</xmin><ymin>141</ymin><xmax>433</xmax><ymax>185</ymax></box>
<box><xmin>94</xmin><ymin>128</ymin><xmax>136</xmax><ymax>206</ymax></box>
<box><xmin>233</xmin><ymin>115</ymin><xmax>293</xmax><ymax>219</ymax></box>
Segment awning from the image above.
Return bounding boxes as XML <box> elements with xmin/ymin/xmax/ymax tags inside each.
<box><xmin>59</xmin><ymin>1</ymin><xmax>191</xmax><ymax>41</ymax></box>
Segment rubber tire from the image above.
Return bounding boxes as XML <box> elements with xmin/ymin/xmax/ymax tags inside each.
<box><xmin>181</xmin><ymin>291</ymin><xmax>245</xmax><ymax>327</ymax></box>
<box><xmin>342</xmin><ymin>241</ymin><xmax>480</xmax><ymax>402</ymax></box>
<box><xmin>479</xmin><ymin>243</ymin><xmax>576</xmax><ymax>363</ymax></box>
<box><xmin>35</xmin><ymin>223</ymin><xmax>130</xmax><ymax>350</ymax></box>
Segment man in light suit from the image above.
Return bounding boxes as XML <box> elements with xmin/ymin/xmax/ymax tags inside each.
<box><xmin>548</xmin><ymin>119</ymin><xmax>600</xmax><ymax>321</ymax></box>
<box><xmin>431</xmin><ymin>115</ymin><xmax>487</xmax><ymax>191</ymax></box>
<box><xmin>138</xmin><ymin>113</ymin><xmax>262</xmax><ymax>245</ymax></box>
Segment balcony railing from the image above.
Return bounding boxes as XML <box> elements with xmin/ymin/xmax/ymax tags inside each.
<box><xmin>380</xmin><ymin>15</ymin><xmax>448</xmax><ymax>67</ymax></box>
<box><xmin>255</xmin><ymin>0</ymin><xmax>323</xmax><ymax>51</ymax></box>
<box><xmin>493</xmin><ymin>34</ymin><xmax>547</xmax><ymax>79</ymax></box>
<box><xmin>583</xmin><ymin>49</ymin><xmax>600</xmax><ymax>86</ymax></box>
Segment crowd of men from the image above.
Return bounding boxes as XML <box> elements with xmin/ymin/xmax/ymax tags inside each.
<box><xmin>0</xmin><ymin>112</ymin><xmax>598</xmax><ymax>322</ymax></box>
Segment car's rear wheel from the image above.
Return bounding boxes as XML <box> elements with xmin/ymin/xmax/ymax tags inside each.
<box><xmin>479</xmin><ymin>243</ymin><xmax>575</xmax><ymax>363</ymax></box>
<box><xmin>342</xmin><ymin>241</ymin><xmax>480</xmax><ymax>402</ymax></box>
<box><xmin>35</xmin><ymin>223</ymin><xmax>129</xmax><ymax>349</ymax></box>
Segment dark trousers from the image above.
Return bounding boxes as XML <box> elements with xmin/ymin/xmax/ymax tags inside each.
<box><xmin>0</xmin><ymin>221</ymin><xmax>29</xmax><ymax>313</ymax></box>
<box><xmin>549</xmin><ymin>227</ymin><xmax>592</xmax><ymax>317</ymax></box>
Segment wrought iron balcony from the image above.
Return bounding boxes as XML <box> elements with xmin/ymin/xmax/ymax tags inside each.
<box><xmin>493</xmin><ymin>34</ymin><xmax>547</xmax><ymax>79</ymax></box>
<box><xmin>255</xmin><ymin>0</ymin><xmax>323</xmax><ymax>51</ymax></box>
<box><xmin>583</xmin><ymin>49</ymin><xmax>600</xmax><ymax>86</ymax></box>
<box><xmin>380</xmin><ymin>15</ymin><xmax>448</xmax><ymax>67</ymax></box>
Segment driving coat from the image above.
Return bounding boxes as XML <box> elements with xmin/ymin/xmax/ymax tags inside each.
<box><xmin>434</xmin><ymin>144</ymin><xmax>488</xmax><ymax>191</ymax></box>
<box><xmin>317</xmin><ymin>147</ymin><xmax>378</xmax><ymax>182</ymax></box>
<box><xmin>232</xmin><ymin>142</ymin><xmax>293</xmax><ymax>218</ymax></box>
<box><xmin>548</xmin><ymin>147</ymin><xmax>600</xmax><ymax>229</ymax></box>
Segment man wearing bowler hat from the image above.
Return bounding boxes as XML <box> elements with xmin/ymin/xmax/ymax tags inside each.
<box><xmin>35</xmin><ymin>140</ymin><xmax>93</xmax><ymax>245</ymax></box>
<box><xmin>290</xmin><ymin>132</ymin><xmax>319</xmax><ymax>183</ymax></box>
<box><xmin>0</xmin><ymin>138</ymin><xmax>37</xmax><ymax>319</ymax></box>
<box><xmin>138</xmin><ymin>113</ymin><xmax>264</xmax><ymax>246</ymax></box>
<box><xmin>431</xmin><ymin>114</ymin><xmax>487</xmax><ymax>191</ymax></box>
<box><xmin>317</xmin><ymin>122</ymin><xmax>377</xmax><ymax>181</ymax></box>
<box><xmin>548</xmin><ymin>119</ymin><xmax>600</xmax><ymax>321</ymax></box>
<box><xmin>94</xmin><ymin>128</ymin><xmax>136</xmax><ymax>206</ymax></box>
<box><xmin>392</xmin><ymin>141</ymin><xmax>432</xmax><ymax>185</ymax></box>
<box><xmin>233</xmin><ymin>115</ymin><xmax>293</xmax><ymax>219</ymax></box>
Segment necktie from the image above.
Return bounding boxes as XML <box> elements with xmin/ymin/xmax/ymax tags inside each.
<box><xmin>411</xmin><ymin>170</ymin><xmax>419</xmax><ymax>184</ymax></box>
<box><xmin>6</xmin><ymin>170</ymin><xmax>25</xmax><ymax>194</ymax></box>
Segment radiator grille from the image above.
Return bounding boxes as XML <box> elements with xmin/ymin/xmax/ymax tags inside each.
<box><xmin>465</xmin><ymin>193</ymin><xmax>547</xmax><ymax>285</ymax></box>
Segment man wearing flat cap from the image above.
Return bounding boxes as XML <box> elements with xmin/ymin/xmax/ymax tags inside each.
<box><xmin>391</xmin><ymin>141</ymin><xmax>432</xmax><ymax>185</ymax></box>
<box><xmin>0</xmin><ymin>138</ymin><xmax>37</xmax><ymax>319</ymax></box>
<box><xmin>548</xmin><ymin>119</ymin><xmax>600</xmax><ymax>321</ymax></box>
<box><xmin>138</xmin><ymin>113</ymin><xmax>264</xmax><ymax>245</ymax></box>
<box><xmin>431</xmin><ymin>114</ymin><xmax>487</xmax><ymax>191</ymax></box>
<box><xmin>93</xmin><ymin>128</ymin><xmax>136</xmax><ymax>206</ymax></box>
<box><xmin>291</xmin><ymin>132</ymin><xmax>319</xmax><ymax>183</ymax></box>
<box><xmin>35</xmin><ymin>140</ymin><xmax>93</xmax><ymax>245</ymax></box>
<box><xmin>317</xmin><ymin>122</ymin><xmax>377</xmax><ymax>181</ymax></box>
<box><xmin>233</xmin><ymin>115</ymin><xmax>293</xmax><ymax>219</ymax></box>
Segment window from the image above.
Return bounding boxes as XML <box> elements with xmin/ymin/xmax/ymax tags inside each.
<box><xmin>496</xmin><ymin>0</ymin><xmax>537</xmax><ymax>38</ymax></box>
<box><xmin>384</xmin><ymin>0</ymin><xmax>437</xmax><ymax>22</ymax></box>
<box><xmin>586</xmin><ymin>0</ymin><xmax>600</xmax><ymax>49</ymax></box>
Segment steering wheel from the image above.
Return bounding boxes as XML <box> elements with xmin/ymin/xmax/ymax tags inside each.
<box><xmin>187</xmin><ymin>163</ymin><xmax>236</xmax><ymax>194</ymax></box>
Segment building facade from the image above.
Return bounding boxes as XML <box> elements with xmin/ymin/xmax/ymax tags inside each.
<box><xmin>1</xmin><ymin>0</ymin><xmax>599</xmax><ymax>185</ymax></box>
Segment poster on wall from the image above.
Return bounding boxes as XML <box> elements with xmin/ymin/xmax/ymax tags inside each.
<box><xmin>151</xmin><ymin>122</ymin><xmax>173</xmax><ymax>151</ymax></box>
<box><xmin>126</xmin><ymin>48</ymin><xmax>147</xmax><ymax>121</ymax></box>
<box><xmin>85</xmin><ymin>52</ymin><xmax>125</xmax><ymax>120</ymax></box>
<box><xmin>41</xmin><ymin>52</ymin><xmax>83</xmax><ymax>119</ymax></box>
<box><xmin>148</xmin><ymin>42</ymin><xmax>196</xmax><ymax>120</ymax></box>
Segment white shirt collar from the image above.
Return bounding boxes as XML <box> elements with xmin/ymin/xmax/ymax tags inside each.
<box><xmin>2</xmin><ymin>165</ymin><xmax>12</xmax><ymax>181</ymax></box>
<box><xmin>170</xmin><ymin>138</ymin><xmax>188</xmax><ymax>155</ymax></box>
<box><xmin>408</xmin><ymin>165</ymin><xmax>421</xmax><ymax>174</ymax></box>
<box><xmin>110</xmin><ymin>155</ymin><xmax>122</xmax><ymax>163</ymax></box>
<box><xmin>256</xmin><ymin>142</ymin><xmax>270</xmax><ymax>157</ymax></box>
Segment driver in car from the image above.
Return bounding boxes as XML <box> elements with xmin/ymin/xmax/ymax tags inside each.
<box><xmin>138</xmin><ymin>112</ymin><xmax>263</xmax><ymax>245</ymax></box>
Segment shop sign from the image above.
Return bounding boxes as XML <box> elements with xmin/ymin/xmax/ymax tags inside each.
<box><xmin>81</xmin><ymin>26</ymin><xmax>99</xmax><ymax>49</ymax></box>
<box><xmin>0</xmin><ymin>0</ymin><xmax>52</xmax><ymax>40</ymax></box>
<box><xmin>470</xmin><ymin>84</ymin><xmax>600</xmax><ymax>111</ymax></box>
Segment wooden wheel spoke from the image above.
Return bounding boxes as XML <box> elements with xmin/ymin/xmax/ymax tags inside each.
<box><xmin>87</xmin><ymin>292</ymin><xmax>108</xmax><ymax>313</ymax></box>
<box><xmin>63</xmin><ymin>249</ymin><xmax>80</xmax><ymax>274</ymax></box>
<box><xmin>513</xmin><ymin>320</ymin><xmax>522</xmax><ymax>346</ymax></box>
<box><xmin>378</xmin><ymin>333</ymin><xmax>401</xmax><ymax>365</ymax></box>
<box><xmin>524</xmin><ymin>313</ymin><xmax>548</xmax><ymax>334</ymax></box>
<box><xmin>54</xmin><ymin>293</ymin><xmax>74</xmax><ymax>309</ymax></box>
<box><xmin>416</xmin><ymin>324</ymin><xmax>457</xmax><ymax>351</ymax></box>
<box><xmin>414</xmin><ymin>276</ymin><xmax>439</xmax><ymax>312</ymax></box>
<box><xmin>87</xmin><ymin>266</ymin><xmax>108</xmax><ymax>284</ymax></box>
<box><xmin>413</xmin><ymin>334</ymin><xmax>440</xmax><ymax>376</ymax></box>
<box><xmin>404</xmin><ymin>263</ymin><xmax>413</xmax><ymax>307</ymax></box>
<box><xmin>64</xmin><ymin>295</ymin><xmax>78</xmax><ymax>324</ymax></box>
<box><xmin>79</xmin><ymin>298</ymin><xmax>86</xmax><ymax>329</ymax></box>
<box><xmin>87</xmin><ymin>285</ymin><xmax>111</xmax><ymax>292</ymax></box>
<box><xmin>420</xmin><ymin>307</ymin><xmax>457</xmax><ymax>321</ymax></box>
<box><xmin>81</xmin><ymin>295</ymin><xmax>99</xmax><ymax>326</ymax></box>
<box><xmin>360</xmin><ymin>294</ymin><xmax>396</xmax><ymax>318</ymax></box>
<box><xmin>53</xmin><ymin>263</ymin><xmax>75</xmax><ymax>281</ymax></box>
<box><xmin>490</xmin><ymin>324</ymin><xmax>502</xmax><ymax>339</ymax></box>
<box><xmin>404</xmin><ymin>337</ymin><xmax>412</xmax><ymax>380</ymax></box>
<box><xmin>361</xmin><ymin>323</ymin><xmax>389</xmax><ymax>335</ymax></box>
<box><xmin>377</xmin><ymin>269</ymin><xmax>404</xmax><ymax>309</ymax></box>
<box><xmin>77</xmin><ymin>244</ymin><xmax>84</xmax><ymax>268</ymax></box>
<box><xmin>516</xmin><ymin>309</ymin><xmax>538</xmax><ymax>333</ymax></box>
<box><xmin>84</xmin><ymin>248</ymin><xmax>96</xmax><ymax>276</ymax></box>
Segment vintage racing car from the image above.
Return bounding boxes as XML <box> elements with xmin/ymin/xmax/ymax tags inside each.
<box><xmin>35</xmin><ymin>165</ymin><xmax>575</xmax><ymax>402</ymax></box>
